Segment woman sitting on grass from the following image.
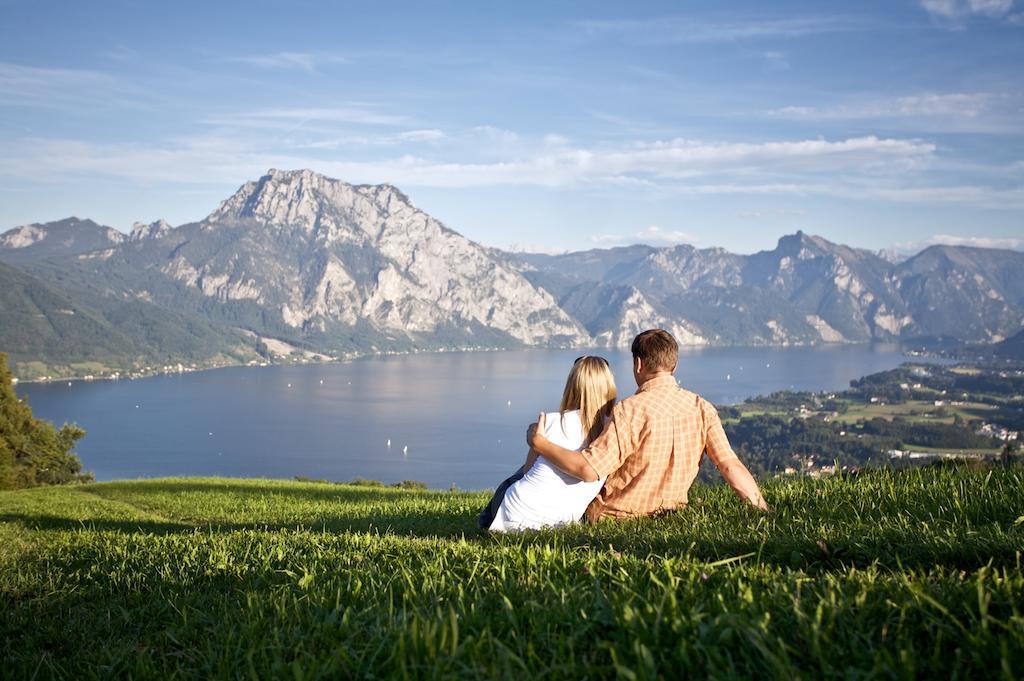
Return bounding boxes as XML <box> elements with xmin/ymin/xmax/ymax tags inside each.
<box><xmin>478</xmin><ymin>355</ymin><xmax>616</xmax><ymax>532</ymax></box>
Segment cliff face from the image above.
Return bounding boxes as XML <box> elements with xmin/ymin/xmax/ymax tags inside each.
<box><xmin>184</xmin><ymin>169</ymin><xmax>587</xmax><ymax>346</ymax></box>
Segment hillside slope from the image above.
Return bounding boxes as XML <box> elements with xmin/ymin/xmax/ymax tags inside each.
<box><xmin>0</xmin><ymin>260</ymin><xmax>135</xmax><ymax>365</ymax></box>
<box><xmin>993</xmin><ymin>328</ymin><xmax>1024</xmax><ymax>359</ymax></box>
<box><xmin>1</xmin><ymin>468</ymin><xmax>1021</xmax><ymax>678</ymax></box>
<box><xmin>0</xmin><ymin>260</ymin><xmax>258</xmax><ymax>378</ymax></box>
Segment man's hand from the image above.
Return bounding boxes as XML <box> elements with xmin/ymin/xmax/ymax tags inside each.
<box><xmin>525</xmin><ymin>412</ymin><xmax>600</xmax><ymax>482</ymax></box>
<box><xmin>526</xmin><ymin>412</ymin><xmax>547</xmax><ymax>449</ymax></box>
<box><xmin>748</xmin><ymin>493</ymin><xmax>770</xmax><ymax>513</ymax></box>
<box><xmin>717</xmin><ymin>458</ymin><xmax>770</xmax><ymax>513</ymax></box>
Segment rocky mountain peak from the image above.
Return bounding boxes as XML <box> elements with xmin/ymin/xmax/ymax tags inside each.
<box><xmin>129</xmin><ymin>219</ymin><xmax>173</xmax><ymax>241</ymax></box>
<box><xmin>0</xmin><ymin>217</ymin><xmax>125</xmax><ymax>264</ymax></box>
<box><xmin>902</xmin><ymin>242</ymin><xmax>1020</xmax><ymax>277</ymax></box>
<box><xmin>205</xmin><ymin>169</ymin><xmax>403</xmax><ymax>233</ymax></box>
<box><xmin>150</xmin><ymin>169</ymin><xmax>590</xmax><ymax>347</ymax></box>
<box><xmin>876</xmin><ymin>248</ymin><xmax>906</xmax><ymax>264</ymax></box>
<box><xmin>0</xmin><ymin>223</ymin><xmax>48</xmax><ymax>249</ymax></box>
<box><xmin>774</xmin><ymin>231</ymin><xmax>836</xmax><ymax>260</ymax></box>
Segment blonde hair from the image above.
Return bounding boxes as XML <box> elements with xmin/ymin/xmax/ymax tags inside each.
<box><xmin>559</xmin><ymin>356</ymin><xmax>617</xmax><ymax>446</ymax></box>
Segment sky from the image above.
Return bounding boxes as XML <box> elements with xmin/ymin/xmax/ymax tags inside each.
<box><xmin>0</xmin><ymin>0</ymin><xmax>1021</xmax><ymax>255</ymax></box>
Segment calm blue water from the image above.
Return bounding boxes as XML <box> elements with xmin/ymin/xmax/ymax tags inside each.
<box><xmin>17</xmin><ymin>345</ymin><xmax>937</xmax><ymax>489</ymax></box>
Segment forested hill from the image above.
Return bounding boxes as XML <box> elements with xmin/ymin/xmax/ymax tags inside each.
<box><xmin>994</xmin><ymin>329</ymin><xmax>1024</xmax><ymax>360</ymax></box>
<box><xmin>0</xmin><ymin>260</ymin><xmax>256</xmax><ymax>378</ymax></box>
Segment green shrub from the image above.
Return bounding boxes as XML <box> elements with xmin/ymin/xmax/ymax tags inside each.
<box><xmin>392</xmin><ymin>479</ymin><xmax>428</xmax><ymax>490</ymax></box>
<box><xmin>348</xmin><ymin>476</ymin><xmax>386</xmax><ymax>487</ymax></box>
<box><xmin>0</xmin><ymin>352</ymin><xmax>91</xmax><ymax>489</ymax></box>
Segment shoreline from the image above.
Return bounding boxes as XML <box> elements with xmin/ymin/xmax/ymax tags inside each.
<box><xmin>12</xmin><ymin>337</ymin><xmax>929</xmax><ymax>385</ymax></box>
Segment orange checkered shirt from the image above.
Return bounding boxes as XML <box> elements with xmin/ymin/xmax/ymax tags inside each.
<box><xmin>582</xmin><ymin>374</ymin><xmax>739</xmax><ymax>522</ymax></box>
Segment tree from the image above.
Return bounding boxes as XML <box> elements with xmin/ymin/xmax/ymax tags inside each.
<box><xmin>0</xmin><ymin>352</ymin><xmax>91</xmax><ymax>489</ymax></box>
<box><xmin>1001</xmin><ymin>441</ymin><xmax>1018</xmax><ymax>466</ymax></box>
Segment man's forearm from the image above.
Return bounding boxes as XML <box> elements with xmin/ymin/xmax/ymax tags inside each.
<box><xmin>523</xmin><ymin>449</ymin><xmax>539</xmax><ymax>471</ymax></box>
<box><xmin>719</xmin><ymin>459</ymin><xmax>768</xmax><ymax>510</ymax></box>
<box><xmin>531</xmin><ymin>436</ymin><xmax>600</xmax><ymax>482</ymax></box>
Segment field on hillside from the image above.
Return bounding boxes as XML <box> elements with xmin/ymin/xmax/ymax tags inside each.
<box><xmin>2</xmin><ymin>466</ymin><xmax>1023</xmax><ymax>679</ymax></box>
<box><xmin>836</xmin><ymin>399</ymin><xmax>997</xmax><ymax>425</ymax></box>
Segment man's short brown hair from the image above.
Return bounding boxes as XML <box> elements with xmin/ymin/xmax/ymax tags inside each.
<box><xmin>631</xmin><ymin>329</ymin><xmax>678</xmax><ymax>372</ymax></box>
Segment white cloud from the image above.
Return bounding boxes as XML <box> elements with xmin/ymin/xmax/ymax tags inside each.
<box><xmin>767</xmin><ymin>91</ymin><xmax>1023</xmax><ymax>133</ymax></box>
<box><xmin>101</xmin><ymin>45</ymin><xmax>139</xmax><ymax>62</ymax></box>
<box><xmin>592</xmin><ymin>225</ymin><xmax>696</xmax><ymax>246</ymax></box>
<box><xmin>869</xmin><ymin>184</ymin><xmax>1024</xmax><ymax>208</ymax></box>
<box><xmin>227</xmin><ymin>51</ymin><xmax>350</xmax><ymax>72</ymax></box>
<box><xmin>920</xmin><ymin>0</ymin><xmax>1015</xmax><ymax>18</ymax></box>
<box><xmin>469</xmin><ymin>126</ymin><xmax>521</xmax><ymax>146</ymax></box>
<box><xmin>543</xmin><ymin>134</ymin><xmax>570</xmax><ymax>147</ymax></box>
<box><xmin>5</xmin><ymin>129</ymin><xmax>1018</xmax><ymax>211</ymax></box>
<box><xmin>298</xmin><ymin>128</ymin><xmax>445</xmax><ymax>149</ymax></box>
<box><xmin>206</xmin><ymin>106</ymin><xmax>411</xmax><ymax>129</ymax></box>
<box><xmin>894</xmin><ymin>234</ymin><xmax>1024</xmax><ymax>251</ymax></box>
<box><xmin>247</xmin><ymin>107</ymin><xmax>408</xmax><ymax>126</ymax></box>
<box><xmin>772</xmin><ymin>92</ymin><xmax>992</xmax><ymax>119</ymax></box>
<box><xmin>0</xmin><ymin>133</ymin><xmax>932</xmax><ymax>187</ymax></box>
<box><xmin>601</xmin><ymin>136</ymin><xmax>933</xmax><ymax>172</ymax></box>
<box><xmin>577</xmin><ymin>15</ymin><xmax>862</xmax><ymax>45</ymax></box>
<box><xmin>0</xmin><ymin>61</ymin><xmax>151</xmax><ymax>110</ymax></box>
<box><xmin>737</xmin><ymin>208</ymin><xmax>807</xmax><ymax>219</ymax></box>
<box><xmin>762</xmin><ymin>50</ymin><xmax>789</xmax><ymax>70</ymax></box>
<box><xmin>397</xmin><ymin>129</ymin><xmax>446</xmax><ymax>142</ymax></box>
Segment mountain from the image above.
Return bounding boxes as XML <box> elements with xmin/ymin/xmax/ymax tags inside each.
<box><xmin>5</xmin><ymin>170</ymin><xmax>587</xmax><ymax>363</ymax></box>
<box><xmin>511</xmin><ymin>231</ymin><xmax>1024</xmax><ymax>346</ymax></box>
<box><xmin>0</xmin><ymin>217</ymin><xmax>125</xmax><ymax>265</ymax></box>
<box><xmin>893</xmin><ymin>245</ymin><xmax>1024</xmax><ymax>342</ymax></box>
<box><xmin>0</xmin><ymin>261</ymin><xmax>256</xmax><ymax>378</ymax></box>
<box><xmin>993</xmin><ymin>329</ymin><xmax>1024</xmax><ymax>360</ymax></box>
<box><xmin>2</xmin><ymin>170</ymin><xmax>1022</xmax><ymax>378</ymax></box>
<box><xmin>128</xmin><ymin>219</ymin><xmax>174</xmax><ymax>241</ymax></box>
<box><xmin>0</xmin><ymin>260</ymin><xmax>133</xmax><ymax>365</ymax></box>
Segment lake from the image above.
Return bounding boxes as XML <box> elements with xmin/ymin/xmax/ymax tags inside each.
<box><xmin>17</xmin><ymin>345</ymin><xmax>938</xmax><ymax>490</ymax></box>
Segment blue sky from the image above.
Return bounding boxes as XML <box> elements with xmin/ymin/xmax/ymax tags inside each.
<box><xmin>0</xmin><ymin>0</ymin><xmax>1021</xmax><ymax>254</ymax></box>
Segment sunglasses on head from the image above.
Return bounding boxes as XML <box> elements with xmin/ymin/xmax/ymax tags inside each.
<box><xmin>574</xmin><ymin>355</ymin><xmax>609</xmax><ymax>366</ymax></box>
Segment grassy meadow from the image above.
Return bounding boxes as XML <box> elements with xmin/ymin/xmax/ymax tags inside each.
<box><xmin>1</xmin><ymin>465</ymin><xmax>1023</xmax><ymax>679</ymax></box>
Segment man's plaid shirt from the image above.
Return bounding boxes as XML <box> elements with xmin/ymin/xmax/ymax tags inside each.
<box><xmin>582</xmin><ymin>374</ymin><xmax>739</xmax><ymax>522</ymax></box>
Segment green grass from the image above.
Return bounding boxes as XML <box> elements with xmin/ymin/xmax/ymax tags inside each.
<box><xmin>835</xmin><ymin>400</ymin><xmax>997</xmax><ymax>425</ymax></box>
<box><xmin>2</xmin><ymin>467</ymin><xmax>1023</xmax><ymax>679</ymax></box>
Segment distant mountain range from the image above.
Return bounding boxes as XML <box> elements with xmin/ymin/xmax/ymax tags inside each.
<box><xmin>511</xmin><ymin>233</ymin><xmax>1024</xmax><ymax>347</ymax></box>
<box><xmin>2</xmin><ymin>168</ymin><xmax>1022</xmax><ymax>377</ymax></box>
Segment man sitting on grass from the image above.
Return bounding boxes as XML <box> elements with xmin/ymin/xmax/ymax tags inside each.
<box><xmin>527</xmin><ymin>328</ymin><xmax>768</xmax><ymax>521</ymax></box>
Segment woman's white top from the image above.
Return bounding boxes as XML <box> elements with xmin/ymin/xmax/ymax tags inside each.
<box><xmin>489</xmin><ymin>410</ymin><xmax>607</xmax><ymax>532</ymax></box>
